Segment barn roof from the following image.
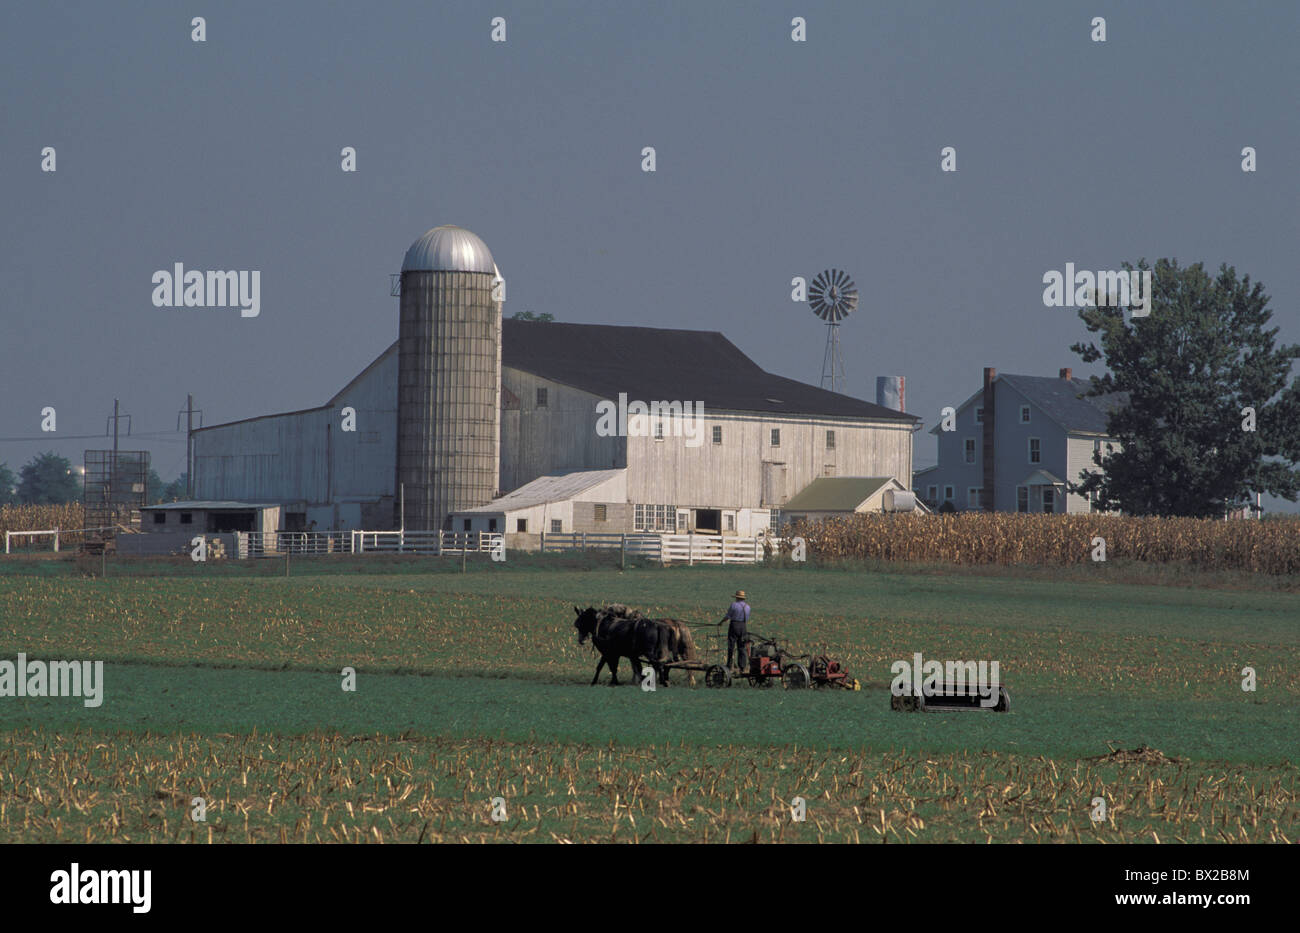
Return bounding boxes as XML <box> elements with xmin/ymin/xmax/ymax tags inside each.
<box><xmin>501</xmin><ymin>320</ymin><xmax>917</xmax><ymax>421</ymax></box>
<box><xmin>781</xmin><ymin>477</ymin><xmax>900</xmax><ymax>511</ymax></box>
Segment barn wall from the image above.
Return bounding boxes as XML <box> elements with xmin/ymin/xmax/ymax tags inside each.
<box><xmin>499</xmin><ymin>370</ymin><xmax>625</xmax><ymax>493</ymax></box>
<box><xmin>625</xmin><ymin>413</ymin><xmax>913</xmax><ymax>509</ymax></box>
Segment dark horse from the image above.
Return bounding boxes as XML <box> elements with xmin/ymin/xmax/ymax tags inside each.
<box><xmin>574</xmin><ymin>606</ymin><xmax>672</xmax><ymax>686</ymax></box>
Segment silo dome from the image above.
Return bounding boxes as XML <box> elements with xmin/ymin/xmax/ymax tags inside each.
<box><xmin>401</xmin><ymin>225</ymin><xmax>496</xmax><ymax>274</ymax></box>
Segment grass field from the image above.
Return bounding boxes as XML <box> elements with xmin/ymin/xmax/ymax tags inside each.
<box><xmin>0</xmin><ymin>556</ymin><xmax>1296</xmax><ymax>843</ymax></box>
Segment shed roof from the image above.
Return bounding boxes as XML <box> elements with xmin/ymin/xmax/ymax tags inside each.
<box><xmin>141</xmin><ymin>500</ymin><xmax>278</xmax><ymax>511</ymax></box>
<box><xmin>458</xmin><ymin>469</ymin><xmax>625</xmax><ymax>514</ymax></box>
<box><xmin>781</xmin><ymin>476</ymin><xmax>898</xmax><ymax>511</ymax></box>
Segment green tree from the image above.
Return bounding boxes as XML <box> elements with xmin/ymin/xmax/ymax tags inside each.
<box><xmin>146</xmin><ymin>469</ymin><xmax>166</xmax><ymax>504</ymax></box>
<box><xmin>1070</xmin><ymin>259</ymin><xmax>1300</xmax><ymax>517</ymax></box>
<box><xmin>17</xmin><ymin>452</ymin><xmax>81</xmax><ymax>505</ymax></box>
<box><xmin>162</xmin><ymin>473</ymin><xmax>189</xmax><ymax>501</ymax></box>
<box><xmin>0</xmin><ymin>462</ymin><xmax>19</xmax><ymax>505</ymax></box>
<box><xmin>510</xmin><ymin>310</ymin><xmax>554</xmax><ymax>322</ymax></box>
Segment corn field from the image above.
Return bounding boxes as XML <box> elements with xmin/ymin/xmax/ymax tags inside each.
<box><xmin>0</xmin><ymin>504</ymin><xmax>87</xmax><ymax>549</ymax></box>
<box><xmin>782</xmin><ymin>513</ymin><xmax>1300</xmax><ymax>575</ymax></box>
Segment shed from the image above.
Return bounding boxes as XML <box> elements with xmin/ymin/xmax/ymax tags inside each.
<box><xmin>779</xmin><ymin>476</ymin><xmax>910</xmax><ymax>523</ymax></box>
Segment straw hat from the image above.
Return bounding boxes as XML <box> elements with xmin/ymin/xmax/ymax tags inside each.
<box><xmin>734</xmin><ymin>590</ymin><xmax>747</xmax><ymax>600</ymax></box>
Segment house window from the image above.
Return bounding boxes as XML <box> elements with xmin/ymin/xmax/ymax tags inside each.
<box><xmin>1042</xmin><ymin>488</ymin><xmax>1055</xmax><ymax>512</ymax></box>
<box><xmin>1020</xmin><ymin>406</ymin><xmax>1031</xmax><ymax>424</ymax></box>
<box><xmin>967</xmin><ymin>487</ymin><xmax>982</xmax><ymax>509</ymax></box>
<box><xmin>770</xmin><ymin>428</ymin><xmax>781</xmax><ymax>447</ymax></box>
<box><xmin>536</xmin><ymin>388</ymin><xmax>548</xmax><ymax>408</ymax></box>
<box><xmin>826</xmin><ymin>430</ymin><xmax>836</xmax><ymax>449</ymax></box>
<box><xmin>550</xmin><ymin>519</ymin><xmax>563</xmax><ymax>533</ymax></box>
<box><xmin>1017</xmin><ymin>487</ymin><xmax>1029</xmax><ymax>513</ymax></box>
<box><xmin>964</xmin><ymin>438</ymin><xmax>976</xmax><ymax>464</ymax></box>
<box><xmin>1029</xmin><ymin>438</ymin><xmax>1041</xmax><ymax>464</ymax></box>
<box><xmin>488</xmin><ymin>518</ymin><xmax>498</xmax><ymax>532</ymax></box>
<box><xmin>944</xmin><ymin>485</ymin><xmax>954</xmax><ymax>502</ymax></box>
<box><xmin>712</xmin><ymin>425</ymin><xmax>722</xmax><ymax>445</ymax></box>
<box><xmin>594</xmin><ymin>504</ymin><xmax>607</xmax><ymax>522</ymax></box>
<box><xmin>463</xmin><ymin>519</ymin><xmax>472</xmax><ymax>532</ymax></box>
<box><xmin>180</xmin><ymin>512</ymin><xmax>193</xmax><ymax>525</ymax></box>
<box><xmin>975</xmin><ymin>407</ymin><xmax>984</xmax><ymax>424</ymax></box>
<box><xmin>152</xmin><ymin>512</ymin><xmax>166</xmax><ymax>525</ymax></box>
<box><xmin>927</xmin><ymin>485</ymin><xmax>937</xmax><ymax>502</ymax></box>
<box><xmin>516</xmin><ymin>518</ymin><xmax>527</xmax><ymax>532</ymax></box>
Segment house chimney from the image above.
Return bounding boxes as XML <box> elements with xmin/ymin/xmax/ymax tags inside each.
<box><xmin>1059</xmin><ymin>367</ymin><xmax>1072</xmax><ymax>381</ymax></box>
<box><xmin>982</xmin><ymin>368</ymin><xmax>996</xmax><ymax>511</ymax></box>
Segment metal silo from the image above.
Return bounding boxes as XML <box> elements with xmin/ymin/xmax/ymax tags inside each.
<box><xmin>396</xmin><ymin>226</ymin><xmax>502</xmax><ymax>531</ymax></box>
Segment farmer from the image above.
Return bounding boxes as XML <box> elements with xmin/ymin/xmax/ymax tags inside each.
<box><xmin>722</xmin><ymin>589</ymin><xmax>751</xmax><ymax>674</ymax></box>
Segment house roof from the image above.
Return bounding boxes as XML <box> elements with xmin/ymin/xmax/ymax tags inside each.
<box><xmin>457</xmin><ymin>468</ymin><xmax>625</xmax><ymax>514</ymax></box>
<box><xmin>781</xmin><ymin>476</ymin><xmax>899</xmax><ymax>511</ymax></box>
<box><xmin>500</xmin><ymin>320</ymin><xmax>917</xmax><ymax>421</ymax></box>
<box><xmin>928</xmin><ymin>374</ymin><xmax>1125</xmax><ymax>436</ymax></box>
<box><xmin>1020</xmin><ymin>469</ymin><xmax>1064</xmax><ymax>486</ymax></box>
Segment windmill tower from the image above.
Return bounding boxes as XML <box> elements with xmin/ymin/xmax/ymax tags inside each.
<box><xmin>809</xmin><ymin>268</ymin><xmax>858</xmax><ymax>393</ymax></box>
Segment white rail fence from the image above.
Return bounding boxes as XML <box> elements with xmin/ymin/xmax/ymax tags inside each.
<box><xmin>4</xmin><ymin>526</ymin><xmax>118</xmax><ymax>554</ymax></box>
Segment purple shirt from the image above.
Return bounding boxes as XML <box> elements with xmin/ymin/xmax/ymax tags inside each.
<box><xmin>725</xmin><ymin>601</ymin><xmax>750</xmax><ymax>624</ymax></box>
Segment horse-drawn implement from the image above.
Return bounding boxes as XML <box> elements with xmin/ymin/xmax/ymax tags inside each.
<box><xmin>574</xmin><ymin>605</ymin><xmax>858</xmax><ymax>690</ymax></box>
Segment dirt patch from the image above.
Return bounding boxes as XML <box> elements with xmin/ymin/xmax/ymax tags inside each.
<box><xmin>1085</xmin><ymin>745</ymin><xmax>1181</xmax><ymax>765</ymax></box>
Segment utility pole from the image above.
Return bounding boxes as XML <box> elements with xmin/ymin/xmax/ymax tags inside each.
<box><xmin>176</xmin><ymin>395</ymin><xmax>202</xmax><ymax>498</ymax></box>
<box><xmin>105</xmin><ymin>399</ymin><xmax>132</xmax><ymax>506</ymax></box>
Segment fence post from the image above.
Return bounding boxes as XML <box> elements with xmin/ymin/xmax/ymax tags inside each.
<box><xmin>721</xmin><ymin>536</ymin><xmax>726</xmax><ymax>565</ymax></box>
<box><xmin>53</xmin><ymin>528</ymin><xmax>60</xmax><ymax>553</ymax></box>
<box><xmin>540</xmin><ymin>530</ymin><xmax>546</xmax><ymax>553</ymax></box>
<box><xmin>621</xmin><ymin>534</ymin><xmax>626</xmax><ymax>570</ymax></box>
<box><xmin>4</xmin><ymin>532</ymin><xmax>8</xmax><ymax>555</ymax></box>
<box><xmin>754</xmin><ymin>538</ymin><xmax>760</xmax><ymax>563</ymax></box>
<box><xmin>689</xmin><ymin>533</ymin><xmax>694</xmax><ymax>566</ymax></box>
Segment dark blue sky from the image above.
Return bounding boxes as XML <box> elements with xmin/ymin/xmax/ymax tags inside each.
<box><xmin>3</xmin><ymin>1</ymin><xmax>1297</xmax><ymax>507</ymax></box>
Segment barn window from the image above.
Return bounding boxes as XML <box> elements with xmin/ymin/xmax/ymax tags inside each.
<box><xmin>634</xmin><ymin>504</ymin><xmax>677</xmax><ymax>532</ymax></box>
<box><xmin>550</xmin><ymin>519</ymin><xmax>563</xmax><ymax>533</ymax></box>
<box><xmin>488</xmin><ymin>518</ymin><xmax>498</xmax><ymax>532</ymax></box>
<box><xmin>152</xmin><ymin>512</ymin><xmax>166</xmax><ymax>524</ymax></box>
<box><xmin>770</xmin><ymin>429</ymin><xmax>781</xmax><ymax>447</ymax></box>
<box><xmin>826</xmin><ymin>430</ymin><xmax>836</xmax><ymax>449</ymax></box>
<box><xmin>823</xmin><ymin>464</ymin><xmax>835</xmax><ymax>477</ymax></box>
<box><xmin>1020</xmin><ymin>406</ymin><xmax>1031</xmax><ymax>424</ymax></box>
<box><xmin>180</xmin><ymin>512</ymin><xmax>193</xmax><ymax>524</ymax></box>
<box><xmin>725</xmin><ymin>513</ymin><xmax>735</xmax><ymax>531</ymax></box>
<box><xmin>594</xmin><ymin>504</ymin><xmax>607</xmax><ymax>522</ymax></box>
<box><xmin>1017</xmin><ymin>487</ymin><xmax>1029</xmax><ymax>512</ymax></box>
<box><xmin>654</xmin><ymin>420</ymin><xmax>664</xmax><ymax>440</ymax></box>
<box><xmin>516</xmin><ymin>518</ymin><xmax>527</xmax><ymax>532</ymax></box>
<box><xmin>1029</xmin><ymin>437</ymin><xmax>1041</xmax><ymax>464</ymax></box>
<box><xmin>964</xmin><ymin>438</ymin><xmax>976</xmax><ymax>463</ymax></box>
<box><xmin>975</xmin><ymin>407</ymin><xmax>984</xmax><ymax>424</ymax></box>
<box><xmin>712</xmin><ymin>425</ymin><xmax>722</xmax><ymax>445</ymax></box>
<box><xmin>463</xmin><ymin>519</ymin><xmax>472</xmax><ymax>532</ymax></box>
<box><xmin>536</xmin><ymin>388</ymin><xmax>548</xmax><ymax>408</ymax></box>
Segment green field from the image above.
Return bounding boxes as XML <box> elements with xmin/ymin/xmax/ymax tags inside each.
<box><xmin>0</xmin><ymin>557</ymin><xmax>1296</xmax><ymax>843</ymax></box>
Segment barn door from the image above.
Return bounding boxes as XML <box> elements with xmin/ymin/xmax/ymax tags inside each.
<box><xmin>761</xmin><ymin>462</ymin><xmax>786</xmax><ymax>507</ymax></box>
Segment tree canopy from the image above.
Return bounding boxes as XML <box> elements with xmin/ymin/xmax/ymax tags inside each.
<box><xmin>16</xmin><ymin>452</ymin><xmax>81</xmax><ymax>505</ymax></box>
<box><xmin>1071</xmin><ymin>259</ymin><xmax>1300</xmax><ymax>517</ymax></box>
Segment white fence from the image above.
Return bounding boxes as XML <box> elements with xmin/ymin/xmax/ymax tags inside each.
<box><xmin>217</xmin><ymin>529</ymin><xmax>779</xmax><ymax>565</ymax></box>
<box><xmin>232</xmin><ymin>530</ymin><xmax>500</xmax><ymax>558</ymax></box>
<box><xmin>4</xmin><ymin>528</ymin><xmax>61</xmax><ymax>553</ymax></box>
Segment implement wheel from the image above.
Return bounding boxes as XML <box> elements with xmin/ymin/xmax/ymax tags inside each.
<box><xmin>705</xmin><ymin>665</ymin><xmax>731</xmax><ymax>689</ymax></box>
<box><xmin>783</xmin><ymin>662</ymin><xmax>811</xmax><ymax>689</ymax></box>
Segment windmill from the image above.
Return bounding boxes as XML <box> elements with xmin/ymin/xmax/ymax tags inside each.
<box><xmin>809</xmin><ymin>268</ymin><xmax>858</xmax><ymax>393</ymax></box>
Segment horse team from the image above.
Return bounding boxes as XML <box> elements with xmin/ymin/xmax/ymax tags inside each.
<box><xmin>573</xmin><ymin>604</ymin><xmax>698</xmax><ymax>686</ymax></box>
